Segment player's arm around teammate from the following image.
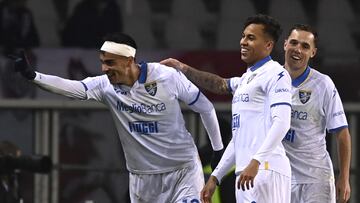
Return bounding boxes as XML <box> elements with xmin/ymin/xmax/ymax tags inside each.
<box><xmin>162</xmin><ymin>14</ymin><xmax>292</xmax><ymax>203</ymax></box>
<box><xmin>9</xmin><ymin>41</ymin><xmax>226</xmax><ymax>202</ymax></box>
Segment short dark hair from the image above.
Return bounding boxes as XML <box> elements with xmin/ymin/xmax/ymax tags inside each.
<box><xmin>244</xmin><ymin>14</ymin><xmax>282</xmax><ymax>43</ymax></box>
<box><xmin>287</xmin><ymin>24</ymin><xmax>318</xmax><ymax>47</ymax></box>
<box><xmin>102</xmin><ymin>32</ymin><xmax>138</xmax><ymax>50</ymax></box>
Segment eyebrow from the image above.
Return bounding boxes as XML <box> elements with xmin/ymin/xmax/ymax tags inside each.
<box><xmin>243</xmin><ymin>33</ymin><xmax>256</xmax><ymax>38</ymax></box>
<box><xmin>290</xmin><ymin>39</ymin><xmax>310</xmax><ymax>45</ymax></box>
<box><xmin>100</xmin><ymin>58</ymin><xmax>116</xmax><ymax>63</ymax></box>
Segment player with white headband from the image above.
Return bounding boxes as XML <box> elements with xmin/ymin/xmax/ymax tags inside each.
<box><xmin>9</xmin><ymin>33</ymin><xmax>225</xmax><ymax>203</ymax></box>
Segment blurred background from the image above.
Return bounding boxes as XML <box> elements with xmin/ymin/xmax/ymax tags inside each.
<box><xmin>0</xmin><ymin>0</ymin><xmax>359</xmax><ymax>202</ymax></box>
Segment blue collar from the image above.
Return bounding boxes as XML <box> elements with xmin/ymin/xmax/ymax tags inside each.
<box><xmin>249</xmin><ymin>56</ymin><xmax>272</xmax><ymax>71</ymax></box>
<box><xmin>292</xmin><ymin>66</ymin><xmax>311</xmax><ymax>87</ymax></box>
<box><xmin>138</xmin><ymin>61</ymin><xmax>147</xmax><ymax>84</ymax></box>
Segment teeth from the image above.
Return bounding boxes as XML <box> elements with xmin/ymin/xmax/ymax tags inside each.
<box><xmin>291</xmin><ymin>55</ymin><xmax>300</xmax><ymax>60</ymax></box>
<box><xmin>241</xmin><ymin>48</ymin><xmax>249</xmax><ymax>53</ymax></box>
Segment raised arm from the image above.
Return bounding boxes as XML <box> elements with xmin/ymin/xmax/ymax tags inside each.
<box><xmin>33</xmin><ymin>73</ymin><xmax>87</xmax><ymax>99</ymax></box>
<box><xmin>9</xmin><ymin>50</ymin><xmax>87</xmax><ymax>99</ymax></box>
<box><xmin>161</xmin><ymin>58</ymin><xmax>230</xmax><ymax>95</ymax></box>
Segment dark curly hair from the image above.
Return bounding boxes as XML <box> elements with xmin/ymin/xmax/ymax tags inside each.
<box><xmin>244</xmin><ymin>14</ymin><xmax>282</xmax><ymax>43</ymax></box>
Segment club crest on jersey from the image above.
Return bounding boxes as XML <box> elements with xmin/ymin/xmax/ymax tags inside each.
<box><xmin>145</xmin><ymin>81</ymin><xmax>157</xmax><ymax>96</ymax></box>
<box><xmin>247</xmin><ymin>74</ymin><xmax>257</xmax><ymax>84</ymax></box>
<box><xmin>299</xmin><ymin>90</ymin><xmax>311</xmax><ymax>104</ymax></box>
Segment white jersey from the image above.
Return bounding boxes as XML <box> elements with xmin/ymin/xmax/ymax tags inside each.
<box><xmin>282</xmin><ymin>67</ymin><xmax>348</xmax><ymax>184</ymax></box>
<box><xmin>228</xmin><ymin>56</ymin><xmax>292</xmax><ymax>177</ymax></box>
<box><xmin>33</xmin><ymin>62</ymin><xmax>223</xmax><ymax>174</ymax></box>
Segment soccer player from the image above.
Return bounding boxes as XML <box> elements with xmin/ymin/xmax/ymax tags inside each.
<box><xmin>282</xmin><ymin>24</ymin><xmax>351</xmax><ymax>203</ymax></box>
<box><xmin>9</xmin><ymin>33</ymin><xmax>225</xmax><ymax>203</ymax></box>
<box><xmin>161</xmin><ymin>14</ymin><xmax>292</xmax><ymax>203</ymax></box>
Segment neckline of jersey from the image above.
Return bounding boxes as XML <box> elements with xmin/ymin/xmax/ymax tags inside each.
<box><xmin>292</xmin><ymin>66</ymin><xmax>311</xmax><ymax>87</ymax></box>
<box><xmin>249</xmin><ymin>55</ymin><xmax>272</xmax><ymax>72</ymax></box>
<box><xmin>138</xmin><ymin>61</ymin><xmax>147</xmax><ymax>84</ymax></box>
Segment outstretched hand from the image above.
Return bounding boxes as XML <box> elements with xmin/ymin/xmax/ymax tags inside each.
<box><xmin>160</xmin><ymin>58</ymin><xmax>187</xmax><ymax>73</ymax></box>
<box><xmin>8</xmin><ymin>50</ymin><xmax>36</xmax><ymax>80</ymax></box>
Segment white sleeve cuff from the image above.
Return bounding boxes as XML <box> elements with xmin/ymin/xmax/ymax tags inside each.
<box><xmin>211</xmin><ymin>138</ymin><xmax>235</xmax><ymax>183</ymax></box>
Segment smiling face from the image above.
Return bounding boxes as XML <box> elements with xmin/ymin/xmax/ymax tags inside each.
<box><xmin>240</xmin><ymin>24</ymin><xmax>274</xmax><ymax>67</ymax></box>
<box><xmin>100</xmin><ymin>51</ymin><xmax>135</xmax><ymax>85</ymax></box>
<box><xmin>284</xmin><ymin>29</ymin><xmax>317</xmax><ymax>72</ymax></box>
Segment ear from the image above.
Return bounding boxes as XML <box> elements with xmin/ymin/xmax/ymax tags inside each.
<box><xmin>310</xmin><ymin>47</ymin><xmax>317</xmax><ymax>58</ymax></box>
<box><xmin>284</xmin><ymin>39</ymin><xmax>288</xmax><ymax>51</ymax></box>
<box><xmin>266</xmin><ymin>40</ymin><xmax>274</xmax><ymax>51</ymax></box>
<box><xmin>127</xmin><ymin>56</ymin><xmax>135</xmax><ymax>66</ymax></box>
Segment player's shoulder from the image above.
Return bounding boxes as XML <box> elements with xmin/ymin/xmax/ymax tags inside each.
<box><xmin>147</xmin><ymin>62</ymin><xmax>183</xmax><ymax>80</ymax></box>
<box><xmin>264</xmin><ymin>60</ymin><xmax>291</xmax><ymax>80</ymax></box>
<box><xmin>264</xmin><ymin>60</ymin><xmax>286</xmax><ymax>72</ymax></box>
<box><xmin>82</xmin><ymin>74</ymin><xmax>109</xmax><ymax>85</ymax></box>
<box><xmin>81</xmin><ymin>74</ymin><xmax>112</xmax><ymax>91</ymax></box>
<box><xmin>147</xmin><ymin>62</ymin><xmax>178</xmax><ymax>74</ymax></box>
<box><xmin>309</xmin><ymin>68</ymin><xmax>335</xmax><ymax>87</ymax></box>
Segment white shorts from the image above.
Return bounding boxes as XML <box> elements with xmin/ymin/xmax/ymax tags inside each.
<box><xmin>129</xmin><ymin>158</ymin><xmax>204</xmax><ymax>203</ymax></box>
<box><xmin>235</xmin><ymin>170</ymin><xmax>291</xmax><ymax>203</ymax></box>
<box><xmin>291</xmin><ymin>181</ymin><xmax>336</xmax><ymax>203</ymax></box>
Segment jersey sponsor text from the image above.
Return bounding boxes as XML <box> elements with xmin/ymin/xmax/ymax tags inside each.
<box><xmin>283</xmin><ymin>129</ymin><xmax>296</xmax><ymax>142</ymax></box>
<box><xmin>291</xmin><ymin>109</ymin><xmax>308</xmax><ymax>120</ymax></box>
<box><xmin>232</xmin><ymin>93</ymin><xmax>249</xmax><ymax>103</ymax></box>
<box><xmin>116</xmin><ymin>101</ymin><xmax>166</xmax><ymax>114</ymax></box>
<box><xmin>129</xmin><ymin>121</ymin><xmax>159</xmax><ymax>134</ymax></box>
<box><xmin>232</xmin><ymin>114</ymin><xmax>240</xmax><ymax>130</ymax></box>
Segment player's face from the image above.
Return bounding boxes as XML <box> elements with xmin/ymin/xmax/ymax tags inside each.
<box><xmin>100</xmin><ymin>52</ymin><xmax>131</xmax><ymax>84</ymax></box>
<box><xmin>284</xmin><ymin>29</ymin><xmax>317</xmax><ymax>71</ymax></box>
<box><xmin>240</xmin><ymin>24</ymin><xmax>274</xmax><ymax>66</ymax></box>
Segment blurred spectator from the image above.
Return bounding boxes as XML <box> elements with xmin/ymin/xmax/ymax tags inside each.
<box><xmin>67</xmin><ymin>57</ymin><xmax>95</xmax><ymax>80</ymax></box>
<box><xmin>0</xmin><ymin>141</ymin><xmax>22</xmax><ymax>203</ymax></box>
<box><xmin>348</xmin><ymin>0</ymin><xmax>360</xmax><ymax>18</ymax></box>
<box><xmin>52</xmin><ymin>0</ymin><xmax>69</xmax><ymax>36</ymax></box>
<box><xmin>0</xmin><ymin>0</ymin><xmax>40</xmax><ymax>49</ymax></box>
<box><xmin>201</xmin><ymin>0</ymin><xmax>221</xmax><ymax>14</ymax></box>
<box><xmin>147</xmin><ymin>0</ymin><xmax>173</xmax><ymax>48</ymax></box>
<box><xmin>348</xmin><ymin>0</ymin><xmax>360</xmax><ymax>50</ymax></box>
<box><xmin>298</xmin><ymin>0</ymin><xmax>320</xmax><ymax>27</ymax></box>
<box><xmin>200</xmin><ymin>0</ymin><xmax>221</xmax><ymax>49</ymax></box>
<box><xmin>61</xmin><ymin>0</ymin><xmax>123</xmax><ymax>48</ymax></box>
<box><xmin>250</xmin><ymin>0</ymin><xmax>271</xmax><ymax>15</ymax></box>
<box><xmin>0</xmin><ymin>140</ymin><xmax>20</xmax><ymax>203</ymax></box>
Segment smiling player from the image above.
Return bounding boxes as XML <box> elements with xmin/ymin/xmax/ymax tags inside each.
<box><xmin>9</xmin><ymin>33</ymin><xmax>224</xmax><ymax>203</ymax></box>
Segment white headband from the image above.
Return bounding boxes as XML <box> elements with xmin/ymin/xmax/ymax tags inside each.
<box><xmin>100</xmin><ymin>41</ymin><xmax>136</xmax><ymax>57</ymax></box>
